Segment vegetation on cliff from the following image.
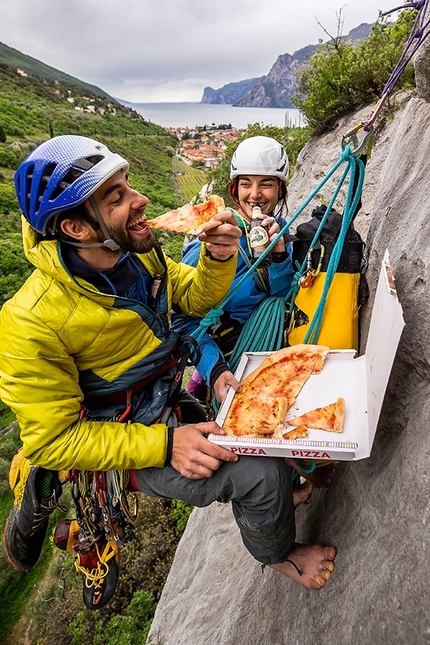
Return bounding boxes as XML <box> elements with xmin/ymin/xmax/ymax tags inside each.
<box><xmin>294</xmin><ymin>9</ymin><xmax>417</xmax><ymax>134</ymax></box>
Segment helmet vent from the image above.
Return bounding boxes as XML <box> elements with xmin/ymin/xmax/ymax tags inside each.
<box><xmin>49</xmin><ymin>155</ymin><xmax>104</xmax><ymax>201</ymax></box>
<box><xmin>35</xmin><ymin>163</ymin><xmax>57</xmax><ymax>212</ymax></box>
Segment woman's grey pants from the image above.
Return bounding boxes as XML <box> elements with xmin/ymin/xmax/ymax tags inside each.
<box><xmin>134</xmin><ymin>456</ymin><xmax>295</xmax><ymax>565</ymax></box>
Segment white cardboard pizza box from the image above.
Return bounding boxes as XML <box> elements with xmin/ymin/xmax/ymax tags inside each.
<box><xmin>210</xmin><ymin>251</ymin><xmax>405</xmax><ymax>462</ymax></box>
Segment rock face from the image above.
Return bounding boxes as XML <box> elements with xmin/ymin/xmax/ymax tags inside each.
<box><xmin>147</xmin><ymin>66</ymin><xmax>430</xmax><ymax>645</ymax></box>
<box><xmin>210</xmin><ymin>24</ymin><xmax>372</xmax><ymax>109</ymax></box>
<box><xmin>201</xmin><ymin>78</ymin><xmax>263</xmax><ymax>105</ymax></box>
<box><xmin>414</xmin><ymin>5</ymin><xmax>430</xmax><ymax>102</ymax></box>
<box><xmin>234</xmin><ymin>50</ymin><xmax>308</xmax><ymax>109</ymax></box>
<box><xmin>286</xmin><ymin>91</ymin><xmax>413</xmax><ymax>240</ymax></box>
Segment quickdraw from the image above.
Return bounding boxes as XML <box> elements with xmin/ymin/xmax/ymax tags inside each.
<box><xmin>70</xmin><ymin>468</ymin><xmax>138</xmax><ymax>553</ymax></box>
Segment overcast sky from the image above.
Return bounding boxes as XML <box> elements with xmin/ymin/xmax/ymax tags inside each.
<box><xmin>0</xmin><ymin>0</ymin><xmax>401</xmax><ymax>103</ymax></box>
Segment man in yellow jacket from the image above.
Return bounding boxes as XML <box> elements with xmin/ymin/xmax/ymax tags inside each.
<box><xmin>0</xmin><ymin>135</ymin><xmax>336</xmax><ymax>610</ymax></box>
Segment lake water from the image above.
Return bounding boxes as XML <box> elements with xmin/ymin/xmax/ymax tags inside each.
<box><xmin>121</xmin><ymin>101</ymin><xmax>304</xmax><ymax>130</ymax></box>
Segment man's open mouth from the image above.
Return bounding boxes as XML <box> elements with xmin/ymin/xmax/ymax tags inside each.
<box><xmin>127</xmin><ymin>214</ymin><xmax>147</xmax><ymax>231</ymax></box>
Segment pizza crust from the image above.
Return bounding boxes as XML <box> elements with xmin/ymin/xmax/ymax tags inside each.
<box><xmin>145</xmin><ymin>195</ymin><xmax>226</xmax><ymax>234</ymax></box>
<box><xmin>282</xmin><ymin>425</ymin><xmax>309</xmax><ymax>440</ymax></box>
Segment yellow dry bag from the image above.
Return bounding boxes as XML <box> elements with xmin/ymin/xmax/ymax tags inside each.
<box><xmin>287</xmin><ymin>205</ymin><xmax>368</xmax><ymax>350</ymax></box>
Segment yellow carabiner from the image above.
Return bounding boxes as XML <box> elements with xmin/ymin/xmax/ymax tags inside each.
<box><xmin>314</xmin><ymin>243</ymin><xmax>325</xmax><ymax>277</ymax></box>
<box><xmin>341</xmin><ymin>122</ymin><xmax>373</xmax><ymax>157</ymax></box>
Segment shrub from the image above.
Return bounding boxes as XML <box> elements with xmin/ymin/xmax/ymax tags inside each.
<box><xmin>293</xmin><ymin>9</ymin><xmax>417</xmax><ymax>134</ymax></box>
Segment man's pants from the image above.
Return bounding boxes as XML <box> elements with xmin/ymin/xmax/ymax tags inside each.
<box><xmin>134</xmin><ymin>456</ymin><xmax>296</xmax><ymax>566</ymax></box>
<box><xmin>134</xmin><ymin>390</ymin><xmax>296</xmax><ymax>565</ymax></box>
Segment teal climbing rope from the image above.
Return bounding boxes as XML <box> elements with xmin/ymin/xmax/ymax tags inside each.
<box><xmin>228</xmin><ymin>296</ymin><xmax>286</xmax><ymax>374</ymax></box>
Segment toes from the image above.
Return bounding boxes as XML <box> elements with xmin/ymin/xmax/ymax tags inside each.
<box><xmin>324</xmin><ymin>560</ymin><xmax>335</xmax><ymax>573</ymax></box>
<box><xmin>314</xmin><ymin>575</ymin><xmax>326</xmax><ymax>588</ymax></box>
<box><xmin>324</xmin><ymin>546</ymin><xmax>337</xmax><ymax>561</ymax></box>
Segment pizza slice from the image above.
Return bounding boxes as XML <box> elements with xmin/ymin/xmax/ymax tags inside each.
<box><xmin>145</xmin><ymin>195</ymin><xmax>226</xmax><ymax>234</ymax></box>
<box><xmin>222</xmin><ymin>344</ymin><xmax>330</xmax><ymax>438</ymax></box>
<box><xmin>287</xmin><ymin>397</ymin><xmax>345</xmax><ymax>433</ymax></box>
<box><xmin>282</xmin><ymin>425</ymin><xmax>309</xmax><ymax>440</ymax></box>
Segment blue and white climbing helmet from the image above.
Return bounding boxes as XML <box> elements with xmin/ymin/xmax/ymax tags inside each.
<box><xmin>14</xmin><ymin>135</ymin><xmax>129</xmax><ymax>235</ymax></box>
<box><xmin>230</xmin><ymin>136</ymin><xmax>289</xmax><ymax>182</ymax></box>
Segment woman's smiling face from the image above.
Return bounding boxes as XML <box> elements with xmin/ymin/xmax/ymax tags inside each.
<box><xmin>237</xmin><ymin>175</ymin><xmax>280</xmax><ymax>220</ymax></box>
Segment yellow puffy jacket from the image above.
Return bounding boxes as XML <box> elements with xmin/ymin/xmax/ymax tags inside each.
<box><xmin>0</xmin><ymin>221</ymin><xmax>237</xmax><ymax>472</ymax></box>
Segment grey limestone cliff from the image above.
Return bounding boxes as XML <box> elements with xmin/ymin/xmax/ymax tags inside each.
<box><xmin>234</xmin><ymin>50</ymin><xmax>307</xmax><ymax>109</ymax></box>
<box><xmin>147</xmin><ymin>33</ymin><xmax>430</xmax><ymax>645</ymax></box>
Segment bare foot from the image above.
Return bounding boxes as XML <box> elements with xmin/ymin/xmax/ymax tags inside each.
<box><xmin>287</xmin><ymin>459</ymin><xmax>339</xmax><ymax>488</ymax></box>
<box><xmin>306</xmin><ymin>462</ymin><xmax>339</xmax><ymax>488</ymax></box>
<box><xmin>293</xmin><ymin>481</ymin><xmax>314</xmax><ymax>507</ymax></box>
<box><xmin>270</xmin><ymin>543</ymin><xmax>336</xmax><ymax>589</ymax></box>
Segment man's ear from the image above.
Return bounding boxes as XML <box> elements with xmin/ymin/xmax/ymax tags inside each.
<box><xmin>60</xmin><ymin>218</ymin><xmax>93</xmax><ymax>242</ymax></box>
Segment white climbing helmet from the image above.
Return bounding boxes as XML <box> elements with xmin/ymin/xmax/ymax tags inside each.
<box><xmin>230</xmin><ymin>136</ymin><xmax>289</xmax><ymax>181</ymax></box>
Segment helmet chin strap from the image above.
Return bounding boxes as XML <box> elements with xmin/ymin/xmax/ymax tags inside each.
<box><xmin>61</xmin><ymin>196</ymin><xmax>121</xmax><ymax>251</ymax></box>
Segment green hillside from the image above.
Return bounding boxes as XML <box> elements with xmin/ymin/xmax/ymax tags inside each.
<box><xmin>0</xmin><ymin>41</ymin><xmax>116</xmax><ymax>100</ymax></box>
<box><xmin>0</xmin><ymin>58</ymin><xmax>181</xmax><ymax>294</ymax></box>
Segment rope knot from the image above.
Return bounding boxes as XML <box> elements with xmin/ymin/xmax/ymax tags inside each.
<box><xmin>191</xmin><ymin>307</ymin><xmax>223</xmax><ymax>341</ymax></box>
<box><xmin>291</xmin><ymin>270</ymin><xmax>303</xmax><ymax>289</ymax></box>
<box><xmin>341</xmin><ymin>145</ymin><xmax>352</xmax><ymax>161</ymax></box>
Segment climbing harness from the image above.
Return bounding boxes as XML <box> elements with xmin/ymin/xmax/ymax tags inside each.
<box><xmin>61</xmin><ymin>334</ymin><xmax>199</xmax><ymax>600</ymax></box>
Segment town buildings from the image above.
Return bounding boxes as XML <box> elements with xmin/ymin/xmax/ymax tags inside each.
<box><xmin>164</xmin><ymin>125</ymin><xmax>239</xmax><ymax>169</ymax></box>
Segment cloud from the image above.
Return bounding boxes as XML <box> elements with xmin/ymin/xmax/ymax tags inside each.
<box><xmin>0</xmin><ymin>0</ymin><xmax>399</xmax><ymax>101</ymax></box>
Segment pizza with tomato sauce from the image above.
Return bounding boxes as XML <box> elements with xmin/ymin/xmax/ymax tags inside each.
<box><xmin>286</xmin><ymin>397</ymin><xmax>345</xmax><ymax>433</ymax></box>
<box><xmin>145</xmin><ymin>195</ymin><xmax>226</xmax><ymax>235</ymax></box>
<box><xmin>222</xmin><ymin>344</ymin><xmax>330</xmax><ymax>439</ymax></box>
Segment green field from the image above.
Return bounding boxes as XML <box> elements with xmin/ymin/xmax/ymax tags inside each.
<box><xmin>171</xmin><ymin>156</ymin><xmax>207</xmax><ymax>202</ymax></box>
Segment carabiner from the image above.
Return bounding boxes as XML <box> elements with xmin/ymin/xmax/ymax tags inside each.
<box><xmin>341</xmin><ymin>123</ymin><xmax>374</xmax><ymax>157</ymax></box>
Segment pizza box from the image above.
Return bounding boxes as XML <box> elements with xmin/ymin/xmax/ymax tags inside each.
<box><xmin>209</xmin><ymin>251</ymin><xmax>405</xmax><ymax>461</ymax></box>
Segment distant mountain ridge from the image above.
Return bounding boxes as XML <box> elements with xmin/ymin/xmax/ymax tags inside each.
<box><xmin>201</xmin><ymin>23</ymin><xmax>373</xmax><ymax>108</ymax></box>
<box><xmin>201</xmin><ymin>77</ymin><xmax>264</xmax><ymax>105</ymax></box>
<box><xmin>0</xmin><ymin>41</ymin><xmax>116</xmax><ymax>102</ymax></box>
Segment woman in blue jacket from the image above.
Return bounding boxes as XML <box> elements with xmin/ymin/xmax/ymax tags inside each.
<box><xmin>173</xmin><ymin>136</ymin><xmax>295</xmax><ymax>405</ymax></box>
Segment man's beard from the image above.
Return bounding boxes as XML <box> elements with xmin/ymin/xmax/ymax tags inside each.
<box><xmin>96</xmin><ymin>223</ymin><xmax>159</xmax><ymax>254</ymax></box>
